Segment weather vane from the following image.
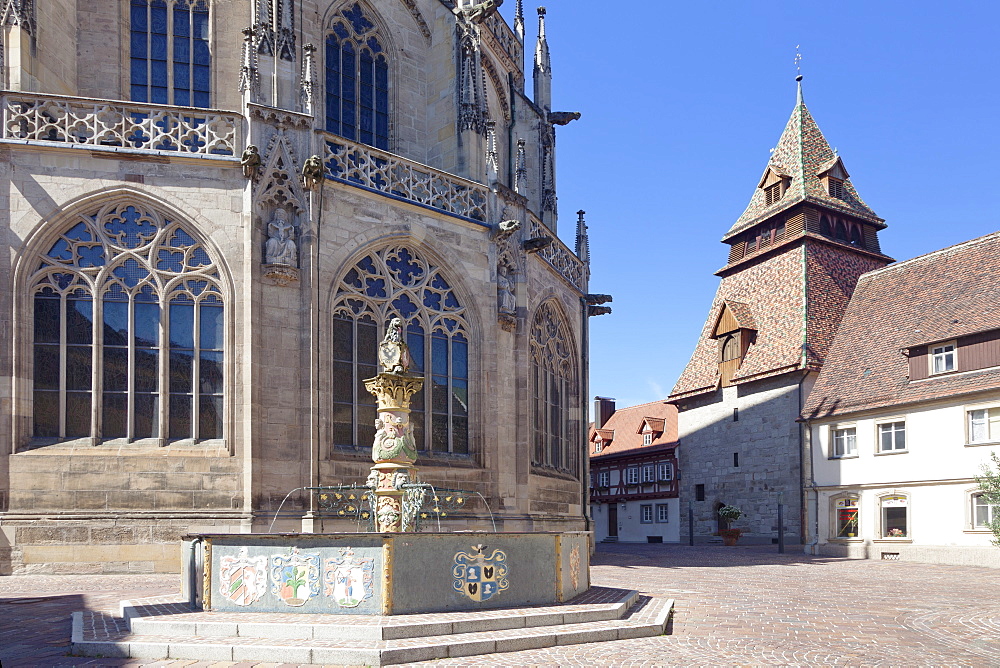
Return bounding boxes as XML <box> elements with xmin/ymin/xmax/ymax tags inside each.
<box><xmin>795</xmin><ymin>45</ymin><xmax>802</xmax><ymax>79</ymax></box>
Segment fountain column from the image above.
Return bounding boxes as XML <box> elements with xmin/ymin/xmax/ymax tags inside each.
<box><xmin>363</xmin><ymin>318</ymin><xmax>424</xmax><ymax>532</ymax></box>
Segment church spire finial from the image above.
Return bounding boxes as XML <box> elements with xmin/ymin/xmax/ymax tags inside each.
<box><xmin>575</xmin><ymin>210</ymin><xmax>590</xmax><ymax>265</ymax></box>
<box><xmin>533</xmin><ymin>7</ymin><xmax>552</xmax><ymax>111</ymax></box>
<box><xmin>794</xmin><ymin>45</ymin><xmax>804</xmax><ymax>105</ymax></box>
<box><xmin>514</xmin><ymin>0</ymin><xmax>524</xmax><ymax>42</ymax></box>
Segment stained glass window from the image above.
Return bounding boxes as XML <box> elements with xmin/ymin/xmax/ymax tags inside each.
<box><xmin>30</xmin><ymin>202</ymin><xmax>223</xmax><ymax>444</ymax></box>
<box><xmin>131</xmin><ymin>0</ymin><xmax>211</xmax><ymax>108</ymax></box>
<box><xmin>325</xmin><ymin>2</ymin><xmax>389</xmax><ymax>149</ymax></box>
<box><xmin>332</xmin><ymin>246</ymin><xmax>468</xmax><ymax>454</ymax></box>
<box><xmin>530</xmin><ymin>301</ymin><xmax>578</xmax><ymax>476</ymax></box>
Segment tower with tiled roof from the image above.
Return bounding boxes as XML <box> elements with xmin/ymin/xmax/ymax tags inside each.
<box><xmin>668</xmin><ymin>77</ymin><xmax>893</xmax><ymax>544</ymax></box>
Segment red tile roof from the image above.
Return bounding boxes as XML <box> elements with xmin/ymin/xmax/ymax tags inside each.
<box><xmin>588</xmin><ymin>400</ymin><xmax>677</xmax><ymax>458</ymax></box>
<box><xmin>802</xmin><ymin>230</ymin><xmax>1000</xmax><ymax>420</ymax></box>
<box><xmin>724</xmin><ymin>83</ymin><xmax>883</xmax><ymax>242</ymax></box>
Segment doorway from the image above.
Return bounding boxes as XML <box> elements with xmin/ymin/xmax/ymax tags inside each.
<box><xmin>608</xmin><ymin>504</ymin><xmax>618</xmax><ymax>538</ymax></box>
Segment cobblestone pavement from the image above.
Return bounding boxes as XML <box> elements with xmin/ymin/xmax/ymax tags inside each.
<box><xmin>2</xmin><ymin>543</ymin><xmax>998</xmax><ymax>667</ymax></box>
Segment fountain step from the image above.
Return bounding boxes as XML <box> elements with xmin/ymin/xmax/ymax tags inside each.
<box><xmin>120</xmin><ymin>586</ymin><xmax>639</xmax><ymax>641</ymax></box>
<box><xmin>71</xmin><ymin>590</ymin><xmax>672</xmax><ymax>665</ymax></box>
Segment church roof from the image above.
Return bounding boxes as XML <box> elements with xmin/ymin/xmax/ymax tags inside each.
<box><xmin>801</xmin><ymin>230</ymin><xmax>1000</xmax><ymax>420</ymax></box>
<box><xmin>723</xmin><ymin>80</ymin><xmax>884</xmax><ymax>242</ymax></box>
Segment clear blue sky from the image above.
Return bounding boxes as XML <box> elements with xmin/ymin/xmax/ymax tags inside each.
<box><xmin>497</xmin><ymin>1</ymin><xmax>1000</xmax><ymax>411</ymax></box>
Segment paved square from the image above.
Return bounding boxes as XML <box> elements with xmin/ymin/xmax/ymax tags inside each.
<box><xmin>1</xmin><ymin>543</ymin><xmax>998</xmax><ymax>666</ymax></box>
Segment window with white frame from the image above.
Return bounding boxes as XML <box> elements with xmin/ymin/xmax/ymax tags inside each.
<box><xmin>878</xmin><ymin>421</ymin><xmax>906</xmax><ymax>452</ymax></box>
<box><xmin>643</xmin><ymin>433</ymin><xmax>652</xmax><ymax>445</ymax></box>
<box><xmin>640</xmin><ymin>504</ymin><xmax>653</xmax><ymax>523</ymax></box>
<box><xmin>656</xmin><ymin>503</ymin><xmax>669</xmax><ymax>523</ymax></box>
<box><xmin>968</xmin><ymin>407</ymin><xmax>1000</xmax><ymax>444</ymax></box>
<box><xmin>625</xmin><ymin>467</ymin><xmax>639</xmax><ymax>485</ymax></box>
<box><xmin>658</xmin><ymin>462</ymin><xmax>673</xmax><ymax>481</ymax></box>
<box><xmin>594</xmin><ymin>440</ymin><xmax>602</xmax><ymax>453</ymax></box>
<box><xmin>597</xmin><ymin>471</ymin><xmax>610</xmax><ymax>488</ymax></box>
<box><xmin>880</xmin><ymin>494</ymin><xmax>908</xmax><ymax>538</ymax></box>
<box><xmin>831</xmin><ymin>426</ymin><xmax>857</xmax><ymax>457</ymax></box>
<box><xmin>833</xmin><ymin>496</ymin><xmax>859</xmax><ymax>538</ymax></box>
<box><xmin>931</xmin><ymin>342</ymin><xmax>956</xmax><ymax>374</ymax></box>
<box><xmin>973</xmin><ymin>493</ymin><xmax>999</xmax><ymax>530</ymax></box>
<box><xmin>641</xmin><ymin>464</ymin><xmax>655</xmax><ymax>483</ymax></box>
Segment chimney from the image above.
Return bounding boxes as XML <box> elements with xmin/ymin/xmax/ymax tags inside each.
<box><xmin>594</xmin><ymin>396</ymin><xmax>616</xmax><ymax>429</ymax></box>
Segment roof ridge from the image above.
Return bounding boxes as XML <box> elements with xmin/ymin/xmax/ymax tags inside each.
<box><xmin>859</xmin><ymin>229</ymin><xmax>1000</xmax><ymax>280</ymax></box>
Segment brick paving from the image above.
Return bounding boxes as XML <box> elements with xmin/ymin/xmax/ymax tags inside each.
<box><xmin>2</xmin><ymin>543</ymin><xmax>999</xmax><ymax>667</ymax></box>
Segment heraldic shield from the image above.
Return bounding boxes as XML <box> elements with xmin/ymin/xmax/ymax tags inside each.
<box><xmin>218</xmin><ymin>547</ymin><xmax>267</xmax><ymax>607</ymax></box>
<box><xmin>323</xmin><ymin>548</ymin><xmax>375</xmax><ymax>608</ymax></box>
<box><xmin>269</xmin><ymin>547</ymin><xmax>321</xmax><ymax>607</ymax></box>
<box><xmin>452</xmin><ymin>544</ymin><xmax>510</xmax><ymax>602</ymax></box>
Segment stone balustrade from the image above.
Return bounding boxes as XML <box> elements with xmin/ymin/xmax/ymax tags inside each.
<box><xmin>323</xmin><ymin>135</ymin><xmax>489</xmax><ymax>223</ymax></box>
<box><xmin>528</xmin><ymin>213</ymin><xmax>588</xmax><ymax>292</ymax></box>
<box><xmin>1</xmin><ymin>91</ymin><xmax>239</xmax><ymax>156</ymax></box>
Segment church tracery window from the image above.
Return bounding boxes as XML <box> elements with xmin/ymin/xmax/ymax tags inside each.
<box><xmin>332</xmin><ymin>246</ymin><xmax>469</xmax><ymax>454</ymax></box>
<box><xmin>29</xmin><ymin>202</ymin><xmax>224</xmax><ymax>445</ymax></box>
<box><xmin>130</xmin><ymin>0</ymin><xmax>212</xmax><ymax>108</ymax></box>
<box><xmin>530</xmin><ymin>301</ymin><xmax>578</xmax><ymax>475</ymax></box>
<box><xmin>325</xmin><ymin>2</ymin><xmax>389</xmax><ymax>149</ymax></box>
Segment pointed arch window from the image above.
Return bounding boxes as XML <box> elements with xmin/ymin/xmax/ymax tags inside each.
<box><xmin>530</xmin><ymin>301</ymin><xmax>579</xmax><ymax>475</ymax></box>
<box><xmin>332</xmin><ymin>246</ymin><xmax>469</xmax><ymax>454</ymax></box>
<box><xmin>29</xmin><ymin>203</ymin><xmax>224</xmax><ymax>446</ymax></box>
<box><xmin>130</xmin><ymin>0</ymin><xmax>211</xmax><ymax>107</ymax></box>
<box><xmin>325</xmin><ymin>2</ymin><xmax>389</xmax><ymax>149</ymax></box>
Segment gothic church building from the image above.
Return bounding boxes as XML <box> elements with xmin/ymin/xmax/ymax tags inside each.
<box><xmin>669</xmin><ymin>79</ymin><xmax>893</xmax><ymax>543</ymax></box>
<box><xmin>0</xmin><ymin>0</ymin><xmax>597</xmax><ymax>573</ymax></box>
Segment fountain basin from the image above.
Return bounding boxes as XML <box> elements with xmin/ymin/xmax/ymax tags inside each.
<box><xmin>183</xmin><ymin>531</ymin><xmax>591</xmax><ymax>615</ymax></box>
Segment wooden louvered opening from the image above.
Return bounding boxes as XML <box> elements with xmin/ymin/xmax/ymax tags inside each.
<box><xmin>828</xmin><ymin>178</ymin><xmax>845</xmax><ymax>199</ymax></box>
<box><xmin>764</xmin><ymin>183</ymin><xmax>783</xmax><ymax>206</ymax></box>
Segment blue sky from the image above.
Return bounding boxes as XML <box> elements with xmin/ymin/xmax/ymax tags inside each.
<box><xmin>496</xmin><ymin>1</ymin><xmax>1000</xmax><ymax>411</ymax></box>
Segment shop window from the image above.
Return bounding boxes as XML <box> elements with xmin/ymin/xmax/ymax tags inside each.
<box><xmin>880</xmin><ymin>494</ymin><xmax>908</xmax><ymax>538</ymax></box>
<box><xmin>833</xmin><ymin>496</ymin><xmax>859</xmax><ymax>539</ymax></box>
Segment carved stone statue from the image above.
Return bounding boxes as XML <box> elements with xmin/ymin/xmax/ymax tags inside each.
<box><xmin>495</xmin><ymin>219</ymin><xmax>521</xmax><ymax>240</ymax></box>
<box><xmin>372</xmin><ymin>412</ymin><xmax>417</xmax><ymax>462</ymax></box>
<box><xmin>264</xmin><ymin>208</ymin><xmax>297</xmax><ymax>266</ymax></box>
<box><xmin>302</xmin><ymin>154</ymin><xmax>323</xmax><ymax>191</ymax></box>
<box><xmin>241</xmin><ymin>144</ymin><xmax>261</xmax><ymax>178</ymax></box>
<box><xmin>548</xmin><ymin>111</ymin><xmax>582</xmax><ymax>126</ymax></box>
<box><xmin>497</xmin><ymin>262</ymin><xmax>515</xmax><ymax>315</ymax></box>
<box><xmin>378</xmin><ymin>317</ymin><xmax>411</xmax><ymax>374</ymax></box>
<box><xmin>453</xmin><ymin>0</ymin><xmax>502</xmax><ymax>24</ymax></box>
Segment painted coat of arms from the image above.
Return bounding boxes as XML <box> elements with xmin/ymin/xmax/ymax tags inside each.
<box><xmin>269</xmin><ymin>547</ymin><xmax>321</xmax><ymax>607</ymax></box>
<box><xmin>323</xmin><ymin>548</ymin><xmax>375</xmax><ymax>608</ymax></box>
<box><xmin>452</xmin><ymin>544</ymin><xmax>509</xmax><ymax>602</ymax></box>
<box><xmin>218</xmin><ymin>547</ymin><xmax>267</xmax><ymax>607</ymax></box>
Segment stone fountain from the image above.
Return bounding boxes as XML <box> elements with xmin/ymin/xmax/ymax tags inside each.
<box><xmin>70</xmin><ymin>321</ymin><xmax>671</xmax><ymax>665</ymax></box>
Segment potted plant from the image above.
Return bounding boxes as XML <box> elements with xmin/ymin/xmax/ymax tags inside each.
<box><xmin>719</xmin><ymin>528</ymin><xmax>743</xmax><ymax>546</ymax></box>
<box><xmin>717</xmin><ymin>505</ymin><xmax>743</xmax><ymax>546</ymax></box>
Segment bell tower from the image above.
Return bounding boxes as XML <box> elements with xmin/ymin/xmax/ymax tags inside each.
<box><xmin>669</xmin><ymin>77</ymin><xmax>893</xmax><ymax>544</ymax></box>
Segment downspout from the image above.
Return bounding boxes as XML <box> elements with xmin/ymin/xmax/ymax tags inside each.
<box><xmin>580</xmin><ymin>294</ymin><xmax>591</xmax><ymax>533</ymax></box>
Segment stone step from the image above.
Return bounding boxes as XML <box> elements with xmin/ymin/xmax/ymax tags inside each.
<box><xmin>124</xmin><ymin>588</ymin><xmax>640</xmax><ymax>641</ymax></box>
<box><xmin>72</xmin><ymin>592</ymin><xmax>673</xmax><ymax>666</ymax></box>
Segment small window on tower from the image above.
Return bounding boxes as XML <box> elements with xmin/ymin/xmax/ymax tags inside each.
<box><xmin>765</xmin><ymin>183</ymin><xmax>783</xmax><ymax>206</ymax></box>
<box><xmin>828</xmin><ymin>178</ymin><xmax>845</xmax><ymax>200</ymax></box>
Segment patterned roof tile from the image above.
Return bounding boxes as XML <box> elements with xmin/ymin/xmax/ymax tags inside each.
<box><xmin>802</xmin><ymin>230</ymin><xmax>1000</xmax><ymax>419</ymax></box>
<box><xmin>724</xmin><ymin>82</ymin><xmax>883</xmax><ymax>242</ymax></box>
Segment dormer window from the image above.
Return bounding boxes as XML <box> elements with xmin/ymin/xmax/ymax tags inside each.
<box><xmin>712</xmin><ymin>301</ymin><xmax>757</xmax><ymax>387</ymax></box>
<box><xmin>931</xmin><ymin>342</ymin><xmax>956</xmax><ymax>374</ymax></box>
<box><xmin>643</xmin><ymin>433</ymin><xmax>652</xmax><ymax>446</ymax></box>
<box><xmin>764</xmin><ymin>183</ymin><xmax>783</xmax><ymax>206</ymax></box>
<box><xmin>594</xmin><ymin>440</ymin><xmax>603</xmax><ymax>453</ymax></box>
<box><xmin>828</xmin><ymin>178</ymin><xmax>845</xmax><ymax>200</ymax></box>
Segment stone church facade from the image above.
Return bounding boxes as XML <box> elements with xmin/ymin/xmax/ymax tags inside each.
<box><xmin>0</xmin><ymin>0</ymin><xmax>601</xmax><ymax>574</ymax></box>
<box><xmin>669</xmin><ymin>79</ymin><xmax>893</xmax><ymax>544</ymax></box>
